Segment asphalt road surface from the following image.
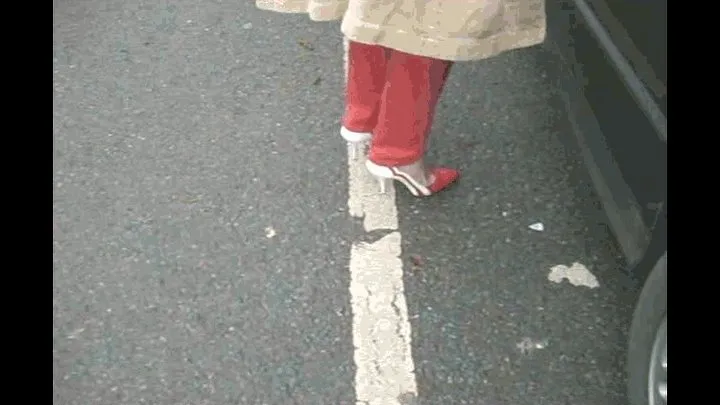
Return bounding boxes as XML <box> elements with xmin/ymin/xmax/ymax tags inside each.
<box><xmin>53</xmin><ymin>1</ymin><xmax>639</xmax><ymax>404</ymax></box>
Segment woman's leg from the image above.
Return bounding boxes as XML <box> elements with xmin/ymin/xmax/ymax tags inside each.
<box><xmin>342</xmin><ymin>41</ymin><xmax>388</xmax><ymax>133</ymax></box>
<box><xmin>365</xmin><ymin>49</ymin><xmax>457</xmax><ymax>196</ymax></box>
<box><xmin>369</xmin><ymin>49</ymin><xmax>453</xmax><ymax>166</ymax></box>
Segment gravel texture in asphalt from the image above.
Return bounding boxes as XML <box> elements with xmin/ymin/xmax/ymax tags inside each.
<box><xmin>54</xmin><ymin>1</ymin><xmax>638</xmax><ymax>404</ymax></box>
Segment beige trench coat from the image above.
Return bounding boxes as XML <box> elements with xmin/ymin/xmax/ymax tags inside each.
<box><xmin>256</xmin><ymin>0</ymin><xmax>546</xmax><ymax>61</ymax></box>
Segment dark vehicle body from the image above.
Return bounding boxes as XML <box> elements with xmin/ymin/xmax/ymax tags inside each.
<box><xmin>544</xmin><ymin>1</ymin><xmax>666</xmax><ymax>404</ymax></box>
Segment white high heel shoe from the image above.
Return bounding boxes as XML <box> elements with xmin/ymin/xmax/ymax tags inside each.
<box><xmin>340</xmin><ymin>127</ymin><xmax>372</xmax><ymax>160</ymax></box>
<box><xmin>365</xmin><ymin>159</ymin><xmax>461</xmax><ymax>197</ymax></box>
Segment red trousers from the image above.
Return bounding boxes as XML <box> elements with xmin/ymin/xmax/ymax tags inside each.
<box><xmin>342</xmin><ymin>41</ymin><xmax>453</xmax><ymax>166</ymax></box>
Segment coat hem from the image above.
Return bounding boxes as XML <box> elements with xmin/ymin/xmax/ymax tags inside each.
<box><xmin>308</xmin><ymin>2</ymin><xmax>347</xmax><ymax>21</ymax></box>
<box><xmin>256</xmin><ymin>0</ymin><xmax>345</xmax><ymax>21</ymax></box>
<box><xmin>256</xmin><ymin>0</ymin><xmax>308</xmax><ymax>14</ymax></box>
<box><xmin>341</xmin><ymin>14</ymin><xmax>546</xmax><ymax>62</ymax></box>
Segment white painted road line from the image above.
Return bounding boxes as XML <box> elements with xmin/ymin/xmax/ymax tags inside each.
<box><xmin>345</xmin><ymin>38</ymin><xmax>419</xmax><ymax>405</ymax></box>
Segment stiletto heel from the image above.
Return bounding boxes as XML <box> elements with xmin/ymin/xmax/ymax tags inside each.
<box><xmin>341</xmin><ymin>127</ymin><xmax>372</xmax><ymax>160</ymax></box>
<box><xmin>348</xmin><ymin>142</ymin><xmax>357</xmax><ymax>160</ymax></box>
<box><xmin>378</xmin><ymin>177</ymin><xmax>390</xmax><ymax>193</ymax></box>
<box><xmin>365</xmin><ymin>159</ymin><xmax>460</xmax><ymax>197</ymax></box>
<box><xmin>348</xmin><ymin>141</ymin><xmax>367</xmax><ymax>160</ymax></box>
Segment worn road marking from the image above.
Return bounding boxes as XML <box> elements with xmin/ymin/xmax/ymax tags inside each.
<box><xmin>548</xmin><ymin>262</ymin><xmax>600</xmax><ymax>288</ymax></box>
<box><xmin>345</xmin><ymin>38</ymin><xmax>418</xmax><ymax>405</ymax></box>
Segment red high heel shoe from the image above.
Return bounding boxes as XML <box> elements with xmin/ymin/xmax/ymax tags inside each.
<box><xmin>365</xmin><ymin>159</ymin><xmax>460</xmax><ymax>196</ymax></box>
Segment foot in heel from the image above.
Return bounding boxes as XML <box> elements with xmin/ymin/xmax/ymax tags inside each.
<box><xmin>365</xmin><ymin>159</ymin><xmax>459</xmax><ymax>197</ymax></box>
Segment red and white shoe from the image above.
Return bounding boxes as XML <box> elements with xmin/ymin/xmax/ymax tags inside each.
<box><xmin>365</xmin><ymin>159</ymin><xmax>460</xmax><ymax>197</ymax></box>
<box><xmin>340</xmin><ymin>127</ymin><xmax>372</xmax><ymax>160</ymax></box>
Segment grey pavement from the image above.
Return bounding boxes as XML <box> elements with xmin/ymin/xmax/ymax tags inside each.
<box><xmin>53</xmin><ymin>1</ymin><xmax>638</xmax><ymax>404</ymax></box>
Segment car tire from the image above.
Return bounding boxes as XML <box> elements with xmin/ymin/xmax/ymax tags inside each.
<box><xmin>627</xmin><ymin>252</ymin><xmax>667</xmax><ymax>405</ymax></box>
